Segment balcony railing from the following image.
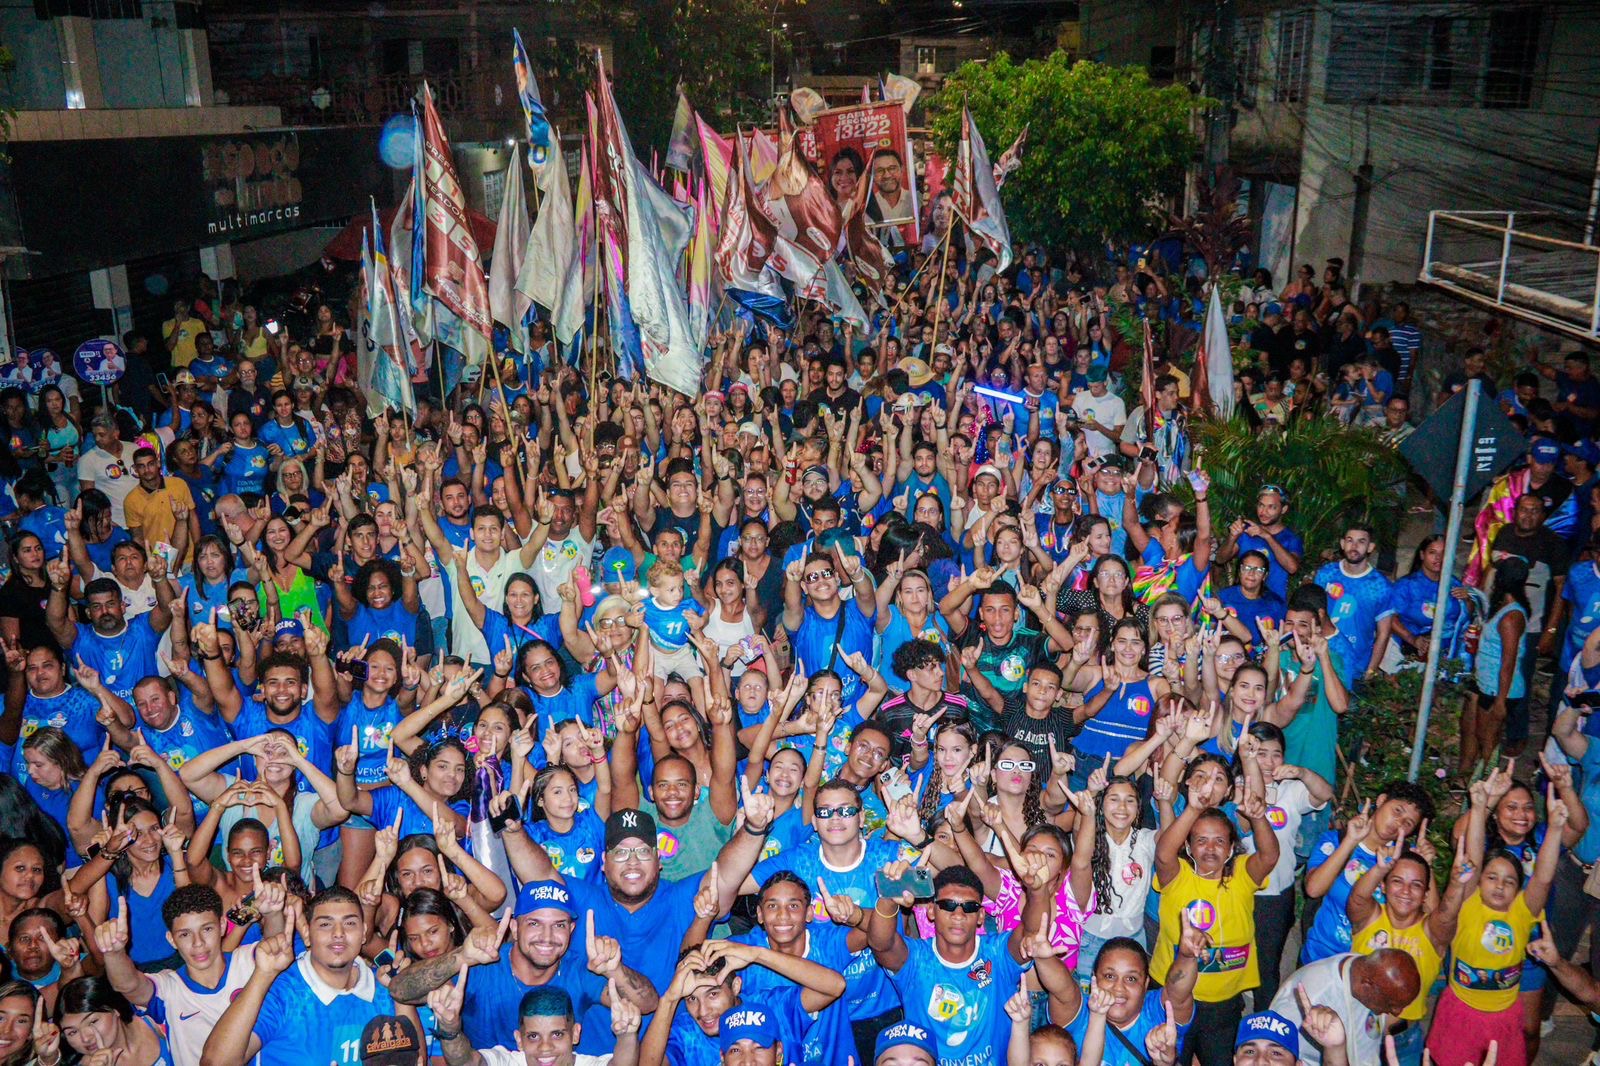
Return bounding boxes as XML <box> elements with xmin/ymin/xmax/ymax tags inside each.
<box><xmin>214</xmin><ymin>66</ymin><xmax>581</xmax><ymax>133</ymax></box>
<box><xmin>1421</xmin><ymin>210</ymin><xmax>1600</xmax><ymax>342</ymax></box>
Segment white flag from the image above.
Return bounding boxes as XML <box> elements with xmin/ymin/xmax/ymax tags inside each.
<box><xmin>490</xmin><ymin>146</ymin><xmax>532</xmax><ymax>356</ymax></box>
<box><xmin>517</xmin><ymin>137</ymin><xmax>583</xmax><ymax>347</ymax></box>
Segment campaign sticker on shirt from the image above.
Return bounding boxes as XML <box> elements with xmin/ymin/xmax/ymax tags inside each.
<box><xmin>1121</xmin><ymin>860</ymin><xmax>1143</xmax><ymax>886</ymax></box>
<box><xmin>1481</xmin><ymin>920</ymin><xmax>1515</xmax><ymax>954</ymax></box>
<box><xmin>1129</xmin><ymin>696</ymin><xmax>1151</xmax><ymax>717</ymax></box>
<box><xmin>1325</xmin><ymin>582</ymin><xmax>1345</xmax><ymax>599</ymax></box>
<box><xmin>1265</xmin><ymin>805</ymin><xmax>1288</xmax><ymax>829</ymax></box>
<box><xmin>657</xmin><ymin>828</ymin><xmax>681</xmax><ymax>859</ymax></box>
<box><xmin>1184</xmin><ymin>898</ymin><xmax>1217</xmax><ymax>931</ymax></box>
<box><xmin>927</xmin><ymin>983</ymin><xmax>967</xmax><ymax>1023</ymax></box>
<box><xmin>999</xmin><ymin>653</ymin><xmax>1027</xmax><ymax>684</ymax></box>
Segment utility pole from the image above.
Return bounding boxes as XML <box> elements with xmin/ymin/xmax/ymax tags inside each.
<box><xmin>1203</xmin><ymin>0</ymin><xmax>1236</xmax><ymax>177</ymax></box>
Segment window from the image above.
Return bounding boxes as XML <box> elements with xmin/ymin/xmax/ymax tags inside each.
<box><xmin>1272</xmin><ymin>11</ymin><xmax>1312</xmax><ymax>103</ymax></box>
<box><xmin>916</xmin><ymin>46</ymin><xmax>936</xmax><ymax>76</ymax></box>
<box><xmin>1426</xmin><ymin>17</ymin><xmax>1454</xmax><ymax>92</ymax></box>
<box><xmin>1483</xmin><ymin>8</ymin><xmax>1541</xmax><ymax>109</ymax></box>
<box><xmin>1149</xmin><ymin>45</ymin><xmax>1176</xmax><ymax>81</ymax></box>
<box><xmin>1235</xmin><ymin>16</ymin><xmax>1263</xmax><ymax>106</ymax></box>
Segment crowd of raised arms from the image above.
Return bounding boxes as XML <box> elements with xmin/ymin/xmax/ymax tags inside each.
<box><xmin>0</xmin><ymin>247</ymin><xmax>1593</xmax><ymax>1066</ymax></box>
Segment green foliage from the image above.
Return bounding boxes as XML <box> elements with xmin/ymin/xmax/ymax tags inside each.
<box><xmin>926</xmin><ymin>54</ymin><xmax>1205</xmax><ymax>248</ymax></box>
<box><xmin>1336</xmin><ymin>666</ymin><xmax>1466</xmax><ymax>883</ymax></box>
<box><xmin>1188</xmin><ymin>416</ymin><xmax>1408</xmax><ymax>573</ymax></box>
<box><xmin>576</xmin><ymin>0</ymin><xmax>777</xmax><ymax>151</ymax></box>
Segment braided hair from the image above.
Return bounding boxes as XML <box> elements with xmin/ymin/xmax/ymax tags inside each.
<box><xmin>916</xmin><ymin>721</ymin><xmax>978</xmax><ymax>832</ymax></box>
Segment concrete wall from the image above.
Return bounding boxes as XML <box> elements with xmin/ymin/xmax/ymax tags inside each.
<box><xmin>1292</xmin><ymin>4</ymin><xmax>1600</xmax><ymax>288</ymax></box>
<box><xmin>1078</xmin><ymin>0</ymin><xmax>1180</xmax><ymax>69</ymax></box>
<box><xmin>0</xmin><ymin>8</ymin><xmax>69</xmax><ymax>110</ymax></box>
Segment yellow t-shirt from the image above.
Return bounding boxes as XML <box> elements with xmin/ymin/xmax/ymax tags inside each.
<box><xmin>1150</xmin><ymin>855</ymin><xmax>1264</xmax><ymax>1002</ymax></box>
<box><xmin>163</xmin><ymin>316</ymin><xmax>207</xmax><ymax>368</ymax></box>
<box><xmin>1352</xmin><ymin>907</ymin><xmax>1443</xmax><ymax>1021</ymax></box>
<box><xmin>1448</xmin><ymin>891</ymin><xmax>1537</xmax><ymax>1012</ymax></box>
<box><xmin>124</xmin><ymin>479</ymin><xmax>198</xmax><ymax>566</ymax></box>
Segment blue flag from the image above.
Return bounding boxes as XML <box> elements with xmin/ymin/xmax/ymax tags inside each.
<box><xmin>512</xmin><ymin>29</ymin><xmax>552</xmax><ymax>166</ymax></box>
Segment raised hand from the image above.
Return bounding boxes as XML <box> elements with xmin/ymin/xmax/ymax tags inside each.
<box><xmin>1296</xmin><ymin>984</ymin><xmax>1347</xmax><ymax>1050</ymax></box>
<box><xmin>426</xmin><ymin>964</ymin><xmax>468</xmax><ymax>1031</ymax></box>
<box><xmin>254</xmin><ymin>931</ymin><xmax>296</xmax><ymax>975</ymax></box>
<box><xmin>817</xmin><ymin>877</ymin><xmax>862</xmax><ymax>927</ymax></box>
<box><xmin>462</xmin><ymin>909</ymin><xmax>513</xmax><ymax>966</ymax></box>
<box><xmin>1344</xmin><ymin>800</ymin><xmax>1374</xmax><ymax>842</ymax></box>
<box><xmin>92</xmin><ymin>909</ymin><xmax>131</xmax><ymax>957</ymax></box>
<box><xmin>1003</xmin><ymin>974</ymin><xmax>1031</xmax><ymax>1024</ymax></box>
<box><xmin>1144</xmin><ymin>996</ymin><xmax>1180</xmax><ymax>1066</ymax></box>
<box><xmin>737</xmin><ymin>776</ymin><xmax>774</xmax><ymax>833</ymax></box>
<box><xmin>585</xmin><ymin>911</ymin><xmax>623</xmax><ymax>976</ymax></box>
<box><xmin>610</xmin><ymin>977</ymin><xmax>642</xmax><ymax>1036</ymax></box>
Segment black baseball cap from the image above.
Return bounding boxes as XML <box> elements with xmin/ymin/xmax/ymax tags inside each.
<box><xmin>604</xmin><ymin>808</ymin><xmax>658</xmax><ymax>852</ymax></box>
<box><xmin>360</xmin><ymin>1016</ymin><xmax>421</xmax><ymax>1066</ymax></box>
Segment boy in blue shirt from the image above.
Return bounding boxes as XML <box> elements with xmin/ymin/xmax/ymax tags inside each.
<box><xmin>200</xmin><ymin>886</ymin><xmax>417</xmax><ymax>1066</ymax></box>
<box><xmin>639</xmin><ymin>557</ymin><xmax>705</xmax><ymax>707</ymax></box>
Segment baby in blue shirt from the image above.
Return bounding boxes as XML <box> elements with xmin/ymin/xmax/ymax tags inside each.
<box><xmin>634</xmin><ymin>558</ymin><xmax>707</xmax><ymax>704</ymax></box>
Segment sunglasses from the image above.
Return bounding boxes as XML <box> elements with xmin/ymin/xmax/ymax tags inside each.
<box><xmin>804</xmin><ymin>569</ymin><xmax>836</xmax><ymax>584</ymax></box>
<box><xmin>934</xmin><ymin>899</ymin><xmax>984</xmax><ymax>914</ymax></box>
<box><xmin>609</xmin><ymin>845</ymin><xmax>656</xmax><ymax>861</ymax></box>
<box><xmin>814</xmin><ymin>805</ymin><xmax>861</xmax><ymax>820</ymax></box>
<box><xmin>1241</xmin><ymin>565</ymin><xmax>1268</xmax><ymax>574</ymax></box>
<box><xmin>996</xmin><ymin>759</ymin><xmax>1035</xmax><ymax>773</ymax></box>
<box><xmin>1050</xmin><ymin>484</ymin><xmax>1073</xmax><ymax>494</ymax></box>
<box><xmin>1216</xmin><ymin>653</ymin><xmax>1246</xmax><ymax>664</ymax></box>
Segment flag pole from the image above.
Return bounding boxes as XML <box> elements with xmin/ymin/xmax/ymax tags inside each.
<box><xmin>930</xmin><ymin>215</ymin><xmax>957</xmax><ymax>343</ymax></box>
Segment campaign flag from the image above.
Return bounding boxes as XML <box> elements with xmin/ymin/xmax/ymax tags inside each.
<box><xmin>1141</xmin><ymin>319</ymin><xmax>1157</xmax><ymax>438</ymax></box>
<box><xmin>881</xmin><ymin>72</ymin><xmax>921</xmax><ymax>114</ymax></box>
<box><xmin>715</xmin><ymin>136</ymin><xmax>792</xmax><ymax>330</ymax></box>
<box><xmin>1197</xmin><ymin>281</ymin><xmax>1235</xmax><ymax>419</ymax></box>
<box><xmin>750</xmin><ymin>111</ymin><xmax>842</xmax><ymax>293</ymax></box>
<box><xmin>697</xmin><ymin>114</ymin><xmax>734</xmax><ymax>216</ymax></box>
<box><xmin>952</xmin><ymin>106</ymin><xmax>1012</xmax><ymax>272</ymax></box>
<box><xmin>789</xmin><ymin>101</ymin><xmax>919</xmax><ymax>246</ymax></box>
<box><xmin>603</xmin><ymin>228</ymin><xmax>643</xmax><ymax>378</ymax></box>
<box><xmin>666</xmin><ymin>86</ymin><xmax>695</xmax><ymax>173</ymax></box>
<box><xmin>490</xmin><ymin>145</ymin><xmax>532</xmax><ymax>356</ymax></box>
<box><xmin>418</xmin><ymin>82</ymin><xmax>492</xmax><ymax>381</ymax></box>
<box><xmin>404</xmin><ymin>111</ymin><xmax>434</xmax><ymax>347</ymax></box>
<box><xmin>593</xmin><ymin>54</ymin><xmax>702</xmax><ymax>395</ymax></box>
<box><xmin>512</xmin><ymin>29</ymin><xmax>552</xmax><ymax>168</ymax></box>
<box><xmin>357</xmin><ymin>228</ymin><xmax>376</xmax><ymax>407</ymax></box>
<box><xmin>820</xmin><ymin>258</ymin><xmax>869</xmax><ymax>333</ymax></box>
<box><xmin>687</xmin><ymin>179</ymin><xmax>714</xmax><ymax>354</ymax></box>
<box><xmin>387</xmin><ymin>178</ymin><xmax>432</xmax><ymax>379</ymax></box>
<box><xmin>558</xmin><ymin>142</ymin><xmax>595</xmax><ymax>356</ymax></box>
<box><xmin>518</xmin><ymin>137</ymin><xmax>583</xmax><ymax>346</ymax></box>
<box><xmin>994</xmin><ymin>124</ymin><xmax>1028</xmax><ymax>189</ymax></box>
<box><xmin>367</xmin><ymin>199</ymin><xmax>415</xmax><ymax>414</ymax></box>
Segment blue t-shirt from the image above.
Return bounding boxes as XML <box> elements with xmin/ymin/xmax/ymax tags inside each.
<box><xmin>347</xmin><ymin>602</ymin><xmax>422</xmax><ymax>651</ymax></box>
<box><xmin>788</xmin><ymin>603</ymin><xmax>876</xmax><ymax>707</ymax></box>
<box><xmin>1313</xmin><ymin>563</ymin><xmax>1393</xmax><ymax>676</ymax></box>
<box><xmin>643</xmin><ymin>595</ymin><xmax>695</xmax><ymax>652</ymax></box>
<box><xmin>481</xmin><ymin>609</ymin><xmax>561</xmax><ymax>662</ymax></box>
<box><xmin>750</xmin><ymin>837</ymin><xmax>913</xmax><ymax>1022</ymax></box>
<box><xmin>1560</xmin><ymin>561</ymin><xmax>1600</xmax><ymax>678</ymax></box>
<box><xmin>664</xmin><ymin>992</ymin><xmax>809</xmax><ymax>1066</ymax></box>
<box><xmin>872</xmin><ymin>605</ymin><xmax>950</xmax><ymax>681</ymax></box>
<box><xmin>142</xmin><ymin>689</ymin><xmax>239</xmax><ymax>777</ymax></box>
<box><xmin>1011</xmin><ymin>390</ymin><xmax>1060</xmax><ymax>441</ymax></box>
<box><xmin>526</xmin><ymin>809</ymin><xmax>607</xmax><ymax>882</ymax></box>
<box><xmin>220</xmin><ymin>442</ymin><xmax>272</xmax><ymax>497</ymax></box>
<box><xmin>1215</xmin><ymin>585</ymin><xmax>1286</xmax><ymax>646</ymax></box>
<box><xmin>84</xmin><ymin>528</ymin><xmax>132</xmax><ymax>575</ymax></box>
<box><xmin>1300</xmin><ymin>829</ymin><xmax>1378</xmax><ymax>963</ymax></box>
<box><xmin>259</xmin><ymin>418</ymin><xmax>313</xmax><ymax>461</ymax></box>
<box><xmin>18</xmin><ymin>684</ymin><xmax>105</xmax><ymax>773</ymax></box>
<box><xmin>74</xmin><ymin>615</ymin><xmax>163</xmax><ymax>702</ymax></box>
<box><xmin>529</xmin><ymin>672</ymin><xmax>600</xmax><ymax>730</ymax></box>
<box><xmin>335</xmin><ymin>695</ymin><xmax>403</xmax><ymax>786</ymax></box>
<box><xmin>251</xmin><ymin>959</ymin><xmax>399</xmax><ymax>1066</ymax></box>
<box><xmin>366</xmin><ymin>786</ymin><xmax>468</xmax><ymax>839</ymax></box>
<box><xmin>460</xmin><ymin>944</ymin><xmax>605</xmax><ymax>1053</ymax></box>
<box><xmin>1389</xmin><ymin>571</ymin><xmax>1465</xmax><ymax>647</ymax></box>
<box><xmin>107</xmin><ymin>865</ymin><xmax>181</xmax><ymax>965</ymax></box>
<box><xmin>890</xmin><ymin>934</ymin><xmax>1029</xmax><ymax>1066</ymax></box>
<box><xmin>1065</xmin><ymin>990</ymin><xmax>1193</xmax><ymax>1066</ymax></box>
<box><xmin>180</xmin><ymin>569</ymin><xmax>253</xmax><ymax>631</ymax></box>
<box><xmin>20</xmin><ymin>506</ymin><xmax>68</xmax><ymax>554</ymax></box>
<box><xmin>231</xmin><ymin>701</ymin><xmax>334</xmax><ymax>789</ymax></box>
<box><xmin>1234</xmin><ymin>528</ymin><xmax>1304</xmax><ymax>601</ymax></box>
<box><xmin>732</xmin><ymin>924</ymin><xmax>854</xmax><ymax>1066</ymax></box>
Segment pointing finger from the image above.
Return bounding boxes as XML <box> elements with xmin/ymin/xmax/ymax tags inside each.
<box><xmin>586</xmin><ymin>910</ymin><xmax>597</xmax><ymax>954</ymax></box>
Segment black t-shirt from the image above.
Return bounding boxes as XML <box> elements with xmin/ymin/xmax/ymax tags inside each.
<box><xmin>1523</xmin><ymin>474</ymin><xmax>1574</xmax><ymax>519</ymax></box>
<box><xmin>807</xmin><ymin>387</ymin><xmax>861</xmax><ymax>419</ymax></box>
<box><xmin>651</xmin><ymin>507</ymin><xmax>703</xmax><ymax>555</ymax></box>
<box><xmin>997</xmin><ymin>699</ymin><xmax>1076</xmax><ymax>762</ymax></box>
<box><xmin>0</xmin><ymin>577</ymin><xmax>51</xmax><ymax>648</ymax></box>
<box><xmin>1488</xmin><ymin>524</ymin><xmax>1571</xmax><ymax>627</ymax></box>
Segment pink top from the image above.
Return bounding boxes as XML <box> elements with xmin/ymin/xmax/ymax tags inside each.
<box><xmin>912</xmin><ymin>869</ymin><xmax>1094</xmax><ymax>968</ymax></box>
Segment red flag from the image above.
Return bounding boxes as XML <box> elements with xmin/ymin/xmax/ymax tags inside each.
<box><xmin>591</xmin><ymin>61</ymin><xmax>631</xmax><ymax>282</ymax></box>
<box><xmin>752</xmin><ymin>109</ymin><xmax>842</xmax><ymax>292</ymax></box>
<box><xmin>418</xmin><ymin>83</ymin><xmax>492</xmax><ymax>342</ymax></box>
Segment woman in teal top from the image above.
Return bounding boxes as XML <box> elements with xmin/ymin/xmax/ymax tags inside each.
<box><xmin>204</xmin><ymin>411</ymin><xmax>271</xmax><ymax>497</ymax></box>
<box><xmin>1463</xmin><ymin>559</ymin><xmax>1531</xmax><ymax>772</ymax></box>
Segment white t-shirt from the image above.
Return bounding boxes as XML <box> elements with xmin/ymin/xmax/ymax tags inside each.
<box><xmin>1084</xmin><ymin>826</ymin><xmax>1155</xmax><ymax>939</ymax></box>
<box><xmin>78</xmin><ymin>441</ymin><xmax>139</xmax><ymax>524</ymax></box>
<box><xmin>93</xmin><ymin>569</ymin><xmax>158</xmax><ymax>618</ymax></box>
<box><xmin>703</xmin><ymin>601</ymin><xmax>757</xmax><ymax>677</ymax></box>
<box><xmin>530</xmin><ymin>530</ymin><xmax>595</xmax><ymax>614</ymax></box>
<box><xmin>149</xmin><ymin>946</ymin><xmax>259</xmax><ymax>1066</ymax></box>
<box><xmin>1269</xmin><ymin>954</ymin><xmax>1383</xmax><ymax>1066</ymax></box>
<box><xmin>1243</xmin><ymin>778</ymin><xmax>1324</xmax><ymax>895</ymax></box>
<box><xmin>1073</xmin><ymin>391</ymin><xmax>1127</xmax><ymax>457</ymax></box>
<box><xmin>449</xmin><ymin>548</ymin><xmax>532</xmax><ymax>663</ymax></box>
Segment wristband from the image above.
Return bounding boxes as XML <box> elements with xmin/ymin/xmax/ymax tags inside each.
<box><xmin>743</xmin><ymin>820</ymin><xmax>771</xmax><ymax>836</ymax></box>
<box><xmin>873</xmin><ymin>900</ymin><xmax>900</xmax><ymax>917</ymax></box>
<box><xmin>432</xmin><ymin>1027</ymin><xmax>463</xmax><ymax>1042</ymax></box>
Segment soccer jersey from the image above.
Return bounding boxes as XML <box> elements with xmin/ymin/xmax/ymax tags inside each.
<box><xmin>251</xmin><ymin>956</ymin><xmax>399</xmax><ymax>1066</ymax></box>
<box><xmin>889</xmin><ymin>935</ymin><xmax>1029</xmax><ymax>1066</ymax></box>
<box><xmin>146</xmin><ymin>948</ymin><xmax>259</xmax><ymax>1066</ymax></box>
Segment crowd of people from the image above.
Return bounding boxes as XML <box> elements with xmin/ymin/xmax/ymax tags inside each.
<box><xmin>0</xmin><ymin>242</ymin><xmax>1592</xmax><ymax>1066</ymax></box>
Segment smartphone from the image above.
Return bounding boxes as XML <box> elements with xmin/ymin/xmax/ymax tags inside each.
<box><xmin>265</xmin><ymin>319</ymin><xmax>281</xmax><ymax>335</ymax></box>
<box><xmin>336</xmin><ymin>658</ymin><xmax>370</xmax><ymax>682</ymax></box>
<box><xmin>156</xmin><ymin>372</ymin><xmax>170</xmax><ymax>388</ymax></box>
<box><xmin>227</xmin><ymin>892</ymin><xmax>260</xmax><ymax>927</ymax></box>
<box><xmin>875</xmin><ymin>866</ymin><xmax>934</xmax><ymax>902</ymax></box>
<box><xmin>372</xmin><ymin>947</ymin><xmax>397</xmax><ymax>968</ymax></box>
<box><xmin>489</xmin><ymin>794</ymin><xmax>522</xmax><ymax>834</ymax></box>
<box><xmin>878</xmin><ymin>768</ymin><xmax>914</xmax><ymax>805</ymax></box>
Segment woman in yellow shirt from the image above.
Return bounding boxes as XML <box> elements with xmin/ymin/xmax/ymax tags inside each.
<box><xmin>1425</xmin><ymin>781</ymin><xmax>1564</xmax><ymax>1066</ymax></box>
<box><xmin>1348</xmin><ymin>782</ymin><xmax>1484</xmax><ymax>1066</ymax></box>
<box><xmin>1152</xmin><ymin>790</ymin><xmax>1278</xmax><ymax>1066</ymax></box>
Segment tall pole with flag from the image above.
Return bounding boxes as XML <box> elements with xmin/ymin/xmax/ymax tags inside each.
<box><xmin>490</xmin><ymin>144</ymin><xmax>532</xmax><ymax>358</ymax></box>
<box><xmin>366</xmin><ymin>199</ymin><xmax>415</xmax><ymax>415</ymax></box>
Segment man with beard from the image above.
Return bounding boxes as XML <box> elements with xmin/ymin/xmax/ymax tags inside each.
<box><xmin>201</xmin><ymin>646</ymin><xmax>341</xmax><ymax>787</ymax></box>
<box><xmin>46</xmin><ymin>564</ymin><xmax>175</xmax><ymax>703</ymax></box>
<box><xmin>200</xmin><ymin>887</ymin><xmax>415</xmax><ymax>1066</ymax></box>
<box><xmin>95</xmin><ymin>885</ymin><xmax>265</xmax><ymax>1066</ymax></box>
<box><xmin>496</xmin><ymin>802</ymin><xmax>776</xmax><ymax>1053</ymax></box>
<box><xmin>865</xmin><ymin>150</ymin><xmax>914</xmax><ymax>250</ymax></box>
<box><xmin>1312</xmin><ymin>524</ymin><xmax>1394</xmax><ymax>681</ymax></box>
<box><xmin>387</xmin><ymin>880</ymin><xmax>657</xmax><ymax>1056</ymax></box>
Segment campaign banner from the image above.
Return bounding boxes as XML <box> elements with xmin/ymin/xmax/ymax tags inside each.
<box><xmin>793</xmin><ymin>102</ymin><xmax>919</xmax><ymax>246</ymax></box>
<box><xmin>73</xmin><ymin>338</ymin><xmax>126</xmax><ymax>386</ymax></box>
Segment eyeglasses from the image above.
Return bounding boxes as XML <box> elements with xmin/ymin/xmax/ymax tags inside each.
<box><xmin>804</xmin><ymin>569</ymin><xmax>835</xmax><ymax>584</ymax></box>
<box><xmin>1215</xmin><ymin>653</ymin><xmax>1245</xmax><ymax>664</ymax></box>
<box><xmin>1241</xmin><ymin>565</ymin><xmax>1268</xmax><ymax>574</ymax></box>
<box><xmin>595</xmin><ymin>617</ymin><xmax>628</xmax><ymax>629</ymax></box>
<box><xmin>1050</xmin><ymin>484</ymin><xmax>1073</xmax><ymax>494</ymax></box>
<box><xmin>814</xmin><ymin>805</ymin><xmax>861</xmax><ymax>820</ymax></box>
<box><xmin>934</xmin><ymin>899</ymin><xmax>984</xmax><ymax>914</ymax></box>
<box><xmin>996</xmin><ymin>759</ymin><xmax>1035</xmax><ymax>773</ymax></box>
<box><xmin>609</xmin><ymin>845</ymin><xmax>657</xmax><ymax>861</ymax></box>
